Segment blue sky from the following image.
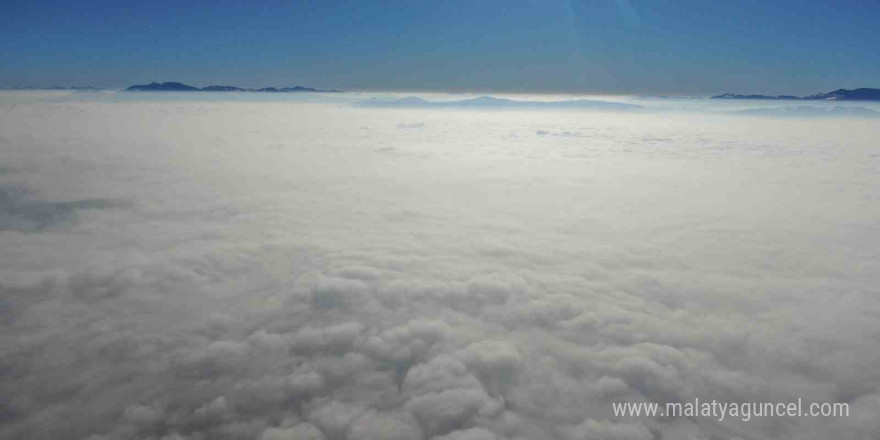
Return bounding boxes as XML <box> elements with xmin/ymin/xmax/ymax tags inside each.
<box><xmin>2</xmin><ymin>0</ymin><xmax>878</xmax><ymax>95</ymax></box>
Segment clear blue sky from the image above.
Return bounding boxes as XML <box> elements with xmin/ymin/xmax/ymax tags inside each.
<box><xmin>2</xmin><ymin>0</ymin><xmax>878</xmax><ymax>95</ymax></box>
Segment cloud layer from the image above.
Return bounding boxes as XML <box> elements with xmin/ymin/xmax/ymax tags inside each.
<box><xmin>1</xmin><ymin>93</ymin><xmax>879</xmax><ymax>440</ymax></box>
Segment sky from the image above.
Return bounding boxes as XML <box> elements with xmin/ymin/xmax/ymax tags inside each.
<box><xmin>1</xmin><ymin>0</ymin><xmax>879</xmax><ymax>92</ymax></box>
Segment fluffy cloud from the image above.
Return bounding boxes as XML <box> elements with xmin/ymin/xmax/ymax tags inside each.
<box><xmin>260</xmin><ymin>423</ymin><xmax>326</xmax><ymax>440</ymax></box>
<box><xmin>1</xmin><ymin>92</ymin><xmax>879</xmax><ymax>440</ymax></box>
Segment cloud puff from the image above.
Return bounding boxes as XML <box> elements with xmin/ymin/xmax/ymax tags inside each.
<box><xmin>260</xmin><ymin>423</ymin><xmax>326</xmax><ymax>440</ymax></box>
<box><xmin>566</xmin><ymin>419</ymin><xmax>652</xmax><ymax>440</ymax></box>
<box><xmin>1</xmin><ymin>92</ymin><xmax>879</xmax><ymax>440</ymax></box>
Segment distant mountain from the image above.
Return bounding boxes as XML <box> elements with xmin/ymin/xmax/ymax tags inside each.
<box><xmin>124</xmin><ymin>82</ymin><xmax>342</xmax><ymax>93</ymax></box>
<box><xmin>712</xmin><ymin>93</ymin><xmax>802</xmax><ymax>100</ymax></box>
<box><xmin>360</xmin><ymin>96</ymin><xmax>643</xmax><ymax>111</ymax></box>
<box><xmin>126</xmin><ymin>82</ymin><xmax>200</xmax><ymax>91</ymax></box>
<box><xmin>200</xmin><ymin>85</ymin><xmax>245</xmax><ymax>92</ymax></box>
<box><xmin>255</xmin><ymin>86</ymin><xmax>341</xmax><ymax>93</ymax></box>
<box><xmin>803</xmin><ymin>88</ymin><xmax>880</xmax><ymax>101</ymax></box>
<box><xmin>729</xmin><ymin>106</ymin><xmax>880</xmax><ymax>117</ymax></box>
<box><xmin>285</xmin><ymin>86</ymin><xmax>340</xmax><ymax>93</ymax></box>
<box><xmin>713</xmin><ymin>88</ymin><xmax>880</xmax><ymax>101</ymax></box>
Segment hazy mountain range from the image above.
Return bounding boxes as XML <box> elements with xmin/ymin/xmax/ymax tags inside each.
<box><xmin>359</xmin><ymin>96</ymin><xmax>643</xmax><ymax>111</ymax></box>
<box><xmin>727</xmin><ymin>105</ymin><xmax>880</xmax><ymax>117</ymax></box>
<box><xmin>713</xmin><ymin>88</ymin><xmax>880</xmax><ymax>101</ymax></box>
<box><xmin>124</xmin><ymin>82</ymin><xmax>342</xmax><ymax>93</ymax></box>
<box><xmin>2</xmin><ymin>84</ymin><xmax>878</xmax><ymax>100</ymax></box>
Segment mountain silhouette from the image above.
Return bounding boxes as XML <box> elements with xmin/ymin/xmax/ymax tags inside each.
<box><xmin>713</xmin><ymin>88</ymin><xmax>880</xmax><ymax>101</ymax></box>
<box><xmin>125</xmin><ymin>82</ymin><xmax>199</xmax><ymax>91</ymax></box>
<box><xmin>124</xmin><ymin>82</ymin><xmax>342</xmax><ymax>93</ymax></box>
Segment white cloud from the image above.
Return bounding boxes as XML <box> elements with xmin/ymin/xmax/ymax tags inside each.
<box><xmin>260</xmin><ymin>423</ymin><xmax>326</xmax><ymax>440</ymax></box>
<box><xmin>1</xmin><ymin>92</ymin><xmax>879</xmax><ymax>440</ymax></box>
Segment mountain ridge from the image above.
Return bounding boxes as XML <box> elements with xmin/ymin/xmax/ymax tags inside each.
<box><xmin>124</xmin><ymin>82</ymin><xmax>342</xmax><ymax>93</ymax></box>
<box><xmin>359</xmin><ymin>96</ymin><xmax>644</xmax><ymax>111</ymax></box>
<box><xmin>713</xmin><ymin>88</ymin><xmax>880</xmax><ymax>101</ymax></box>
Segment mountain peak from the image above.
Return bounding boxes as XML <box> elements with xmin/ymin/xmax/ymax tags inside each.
<box><xmin>126</xmin><ymin>82</ymin><xmax>199</xmax><ymax>91</ymax></box>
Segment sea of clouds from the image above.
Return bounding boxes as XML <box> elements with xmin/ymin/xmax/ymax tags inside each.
<box><xmin>1</xmin><ymin>91</ymin><xmax>879</xmax><ymax>440</ymax></box>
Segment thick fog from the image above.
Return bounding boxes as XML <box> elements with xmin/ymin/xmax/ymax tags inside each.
<box><xmin>1</xmin><ymin>92</ymin><xmax>879</xmax><ymax>440</ymax></box>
